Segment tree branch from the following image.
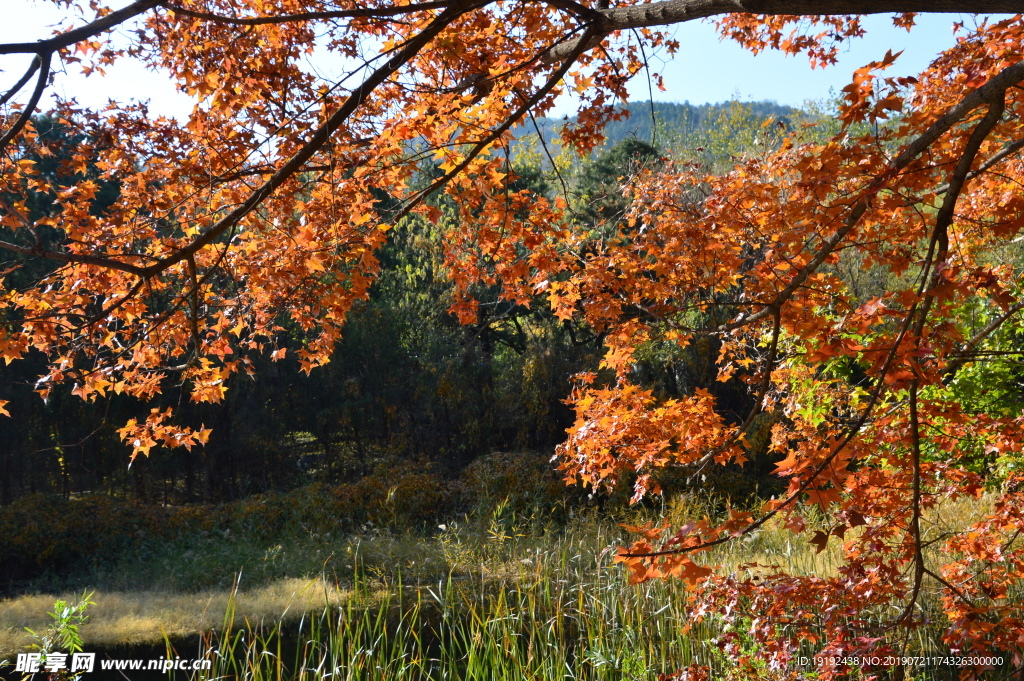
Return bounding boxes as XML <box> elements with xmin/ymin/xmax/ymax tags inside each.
<box><xmin>896</xmin><ymin>379</ymin><xmax>926</xmax><ymax>626</ymax></box>
<box><xmin>139</xmin><ymin>3</ymin><xmax>475</xmax><ymax>279</ymax></box>
<box><xmin>164</xmin><ymin>1</ymin><xmax>455</xmax><ymax>25</ymax></box>
<box><xmin>913</xmin><ymin>95</ymin><xmax>1006</xmax><ymax>337</ymax></box>
<box><xmin>623</xmin><ymin>61</ymin><xmax>1024</xmax><ymax>563</ymax></box>
<box><xmin>0</xmin><ymin>0</ymin><xmax>165</xmax><ymax>55</ymax></box>
<box><xmin>0</xmin><ymin>54</ymin><xmax>43</xmax><ymax>108</ymax></box>
<box><xmin>667</xmin><ymin>58</ymin><xmax>1024</xmax><ymax>338</ymax></box>
<box><xmin>545</xmin><ymin>0</ymin><xmax>1024</xmax><ymax>61</ymax></box>
<box><xmin>0</xmin><ymin>238</ymin><xmax>148</xmax><ymax>277</ymax></box>
<box><xmin>936</xmin><ymin>137</ymin><xmax>1024</xmax><ymax>195</ymax></box>
<box><xmin>164</xmin><ymin>0</ymin><xmax>602</xmax><ymax>26</ymax></box>
<box><xmin>944</xmin><ymin>300</ymin><xmax>1024</xmax><ymax>379</ymax></box>
<box><xmin>0</xmin><ymin>51</ymin><xmax>51</xmax><ymax>156</ymax></box>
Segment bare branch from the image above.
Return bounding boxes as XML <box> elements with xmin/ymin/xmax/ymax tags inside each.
<box><xmin>0</xmin><ymin>51</ymin><xmax>51</xmax><ymax>156</ymax></box>
<box><xmin>0</xmin><ymin>54</ymin><xmax>43</xmax><ymax>108</ymax></box>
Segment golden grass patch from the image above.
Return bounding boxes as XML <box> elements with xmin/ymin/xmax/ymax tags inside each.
<box><xmin>0</xmin><ymin>577</ymin><xmax>351</xmax><ymax>657</ymax></box>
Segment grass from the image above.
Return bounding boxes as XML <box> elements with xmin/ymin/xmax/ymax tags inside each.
<box><xmin>193</xmin><ymin>517</ymin><xmax>717</xmax><ymax>681</ymax></box>
<box><xmin>0</xmin><ymin>491</ymin><xmax>1017</xmax><ymax>680</ymax></box>
<box><xmin>0</xmin><ymin>577</ymin><xmax>356</xmax><ymax>657</ymax></box>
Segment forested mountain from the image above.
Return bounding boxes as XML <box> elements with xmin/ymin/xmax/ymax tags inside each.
<box><xmin>514</xmin><ymin>100</ymin><xmax>799</xmax><ymax>158</ymax></box>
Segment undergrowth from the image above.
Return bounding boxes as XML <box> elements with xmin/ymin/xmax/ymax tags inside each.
<box><xmin>0</xmin><ymin>453</ymin><xmax>1015</xmax><ymax>680</ymax></box>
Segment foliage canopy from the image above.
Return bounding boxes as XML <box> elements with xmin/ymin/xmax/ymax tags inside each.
<box><xmin>3</xmin><ymin>0</ymin><xmax>1024</xmax><ymax>674</ymax></box>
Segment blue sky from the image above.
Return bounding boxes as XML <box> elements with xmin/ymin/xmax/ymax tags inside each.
<box><xmin>616</xmin><ymin>13</ymin><xmax>974</xmax><ymax>109</ymax></box>
<box><xmin>2</xmin><ymin>3</ymin><xmax>993</xmax><ymax>120</ymax></box>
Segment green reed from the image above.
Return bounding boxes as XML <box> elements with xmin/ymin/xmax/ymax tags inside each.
<box><xmin>191</xmin><ymin>519</ymin><xmax>719</xmax><ymax>681</ymax></box>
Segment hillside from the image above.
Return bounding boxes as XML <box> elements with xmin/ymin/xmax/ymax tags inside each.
<box><xmin>514</xmin><ymin>100</ymin><xmax>800</xmax><ymax>157</ymax></box>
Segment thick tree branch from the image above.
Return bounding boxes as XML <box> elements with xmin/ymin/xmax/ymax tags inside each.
<box><xmin>602</xmin><ymin>0</ymin><xmax>1022</xmax><ymax>30</ymax></box>
<box><xmin>0</xmin><ymin>0</ymin><xmax>165</xmax><ymax>55</ymax></box>
<box><xmin>545</xmin><ymin>0</ymin><xmax>1024</xmax><ymax>61</ymax></box>
<box><xmin>913</xmin><ymin>94</ymin><xmax>1006</xmax><ymax>336</ymax></box>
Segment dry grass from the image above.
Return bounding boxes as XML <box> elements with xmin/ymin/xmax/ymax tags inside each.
<box><xmin>665</xmin><ymin>488</ymin><xmax>1001</xmax><ymax>580</ymax></box>
<box><xmin>0</xmin><ymin>577</ymin><xmax>355</xmax><ymax>657</ymax></box>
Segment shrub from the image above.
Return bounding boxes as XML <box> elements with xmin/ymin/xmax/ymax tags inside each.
<box><xmin>0</xmin><ymin>452</ymin><xmax>581</xmax><ymax>582</ymax></box>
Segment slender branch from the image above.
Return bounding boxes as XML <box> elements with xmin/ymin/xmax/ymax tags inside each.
<box><xmin>895</xmin><ymin>379</ymin><xmax>925</xmax><ymax>625</ymax></box>
<box><xmin>138</xmin><ymin>3</ymin><xmax>475</xmax><ymax>278</ymax></box>
<box><xmin>0</xmin><ymin>238</ymin><xmax>147</xmax><ymax>277</ymax></box>
<box><xmin>0</xmin><ymin>54</ymin><xmax>42</xmax><ymax>107</ymax></box>
<box><xmin>922</xmin><ymin>566</ymin><xmax>975</xmax><ymax>610</ymax></box>
<box><xmin>164</xmin><ymin>1</ymin><xmax>455</xmax><ymax>25</ymax></box>
<box><xmin>0</xmin><ymin>50</ymin><xmax>51</xmax><ymax>156</ymax></box>
<box><xmin>387</xmin><ymin>25</ymin><xmax>598</xmax><ymax>226</ymax></box>
<box><xmin>213</xmin><ymin>164</ymin><xmax>333</xmax><ymax>183</ymax></box>
<box><xmin>944</xmin><ymin>300</ymin><xmax>1024</xmax><ymax>379</ymax></box>
<box><xmin>935</xmin><ymin>137</ymin><xmax>1024</xmax><ymax>195</ymax></box>
<box><xmin>81</xmin><ymin>278</ymin><xmax>147</xmax><ymax>329</ymax></box>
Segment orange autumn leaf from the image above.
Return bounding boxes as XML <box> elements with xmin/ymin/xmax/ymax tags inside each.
<box><xmin>3</xmin><ymin>3</ymin><xmax>1024</xmax><ymax>676</ymax></box>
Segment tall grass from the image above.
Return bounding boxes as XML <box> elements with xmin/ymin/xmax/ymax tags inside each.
<box><xmin>183</xmin><ymin>495</ymin><xmax>1014</xmax><ymax>681</ymax></box>
<box><xmin>193</xmin><ymin>518</ymin><xmax>720</xmax><ymax>681</ymax></box>
<box><xmin>3</xmin><ymin>491</ymin><xmax>1015</xmax><ymax>680</ymax></box>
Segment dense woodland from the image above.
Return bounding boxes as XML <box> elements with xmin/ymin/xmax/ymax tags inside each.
<box><xmin>0</xmin><ymin>101</ymin><xmax>794</xmax><ymax>505</ymax></box>
<box><xmin>1</xmin><ymin>97</ymin><xmax>1021</xmax><ymax>511</ymax></box>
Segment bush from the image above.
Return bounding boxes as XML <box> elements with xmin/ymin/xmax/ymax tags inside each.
<box><xmin>0</xmin><ymin>452</ymin><xmax>581</xmax><ymax>582</ymax></box>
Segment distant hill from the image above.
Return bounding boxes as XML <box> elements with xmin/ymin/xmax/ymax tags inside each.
<box><xmin>513</xmin><ymin>100</ymin><xmax>800</xmax><ymax>158</ymax></box>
